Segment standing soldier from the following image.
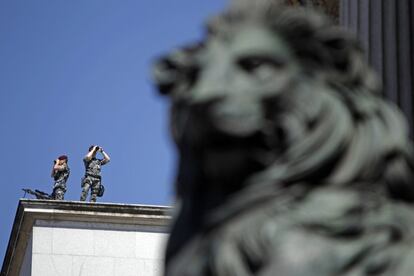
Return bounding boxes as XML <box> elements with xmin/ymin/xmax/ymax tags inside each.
<box><xmin>51</xmin><ymin>155</ymin><xmax>70</xmax><ymax>200</ymax></box>
<box><xmin>80</xmin><ymin>145</ymin><xmax>110</xmax><ymax>202</ymax></box>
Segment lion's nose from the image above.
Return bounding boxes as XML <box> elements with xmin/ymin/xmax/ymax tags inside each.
<box><xmin>191</xmin><ymin>76</ymin><xmax>229</xmax><ymax>103</ymax></box>
<box><xmin>191</xmin><ymin>58</ymin><xmax>234</xmax><ymax>103</ymax></box>
<box><xmin>187</xmin><ymin>95</ymin><xmax>263</xmax><ymax>137</ymax></box>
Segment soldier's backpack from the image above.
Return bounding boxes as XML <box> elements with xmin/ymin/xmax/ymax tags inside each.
<box><xmin>97</xmin><ymin>184</ymin><xmax>105</xmax><ymax>197</ymax></box>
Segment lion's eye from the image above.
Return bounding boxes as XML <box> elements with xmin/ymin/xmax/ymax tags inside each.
<box><xmin>238</xmin><ymin>56</ymin><xmax>286</xmax><ymax>73</ymax></box>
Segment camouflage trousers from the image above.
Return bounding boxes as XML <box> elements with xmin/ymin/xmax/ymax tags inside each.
<box><xmin>52</xmin><ymin>182</ymin><xmax>66</xmax><ymax>200</ymax></box>
<box><xmin>80</xmin><ymin>175</ymin><xmax>101</xmax><ymax>202</ymax></box>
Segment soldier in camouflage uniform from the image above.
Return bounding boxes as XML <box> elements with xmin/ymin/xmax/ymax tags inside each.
<box><xmin>51</xmin><ymin>155</ymin><xmax>70</xmax><ymax>200</ymax></box>
<box><xmin>80</xmin><ymin>145</ymin><xmax>110</xmax><ymax>202</ymax></box>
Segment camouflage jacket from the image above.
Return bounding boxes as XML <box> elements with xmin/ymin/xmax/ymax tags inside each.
<box><xmin>52</xmin><ymin>165</ymin><xmax>70</xmax><ymax>185</ymax></box>
<box><xmin>84</xmin><ymin>157</ymin><xmax>108</xmax><ymax>178</ymax></box>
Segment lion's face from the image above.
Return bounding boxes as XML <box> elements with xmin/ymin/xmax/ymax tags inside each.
<box><xmin>179</xmin><ymin>24</ymin><xmax>299</xmax><ymax>137</ymax></box>
<box><xmin>153</xmin><ymin>20</ymin><xmax>352</xmax><ymax>187</ymax></box>
<box><xmin>160</xmin><ymin>24</ymin><xmax>311</xmax><ymax>144</ymax></box>
<box><xmin>158</xmin><ymin>21</ymin><xmax>350</xmax><ymax>181</ymax></box>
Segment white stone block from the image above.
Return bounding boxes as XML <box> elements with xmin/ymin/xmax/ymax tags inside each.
<box><xmin>72</xmin><ymin>256</ymin><xmax>114</xmax><ymax>276</ymax></box>
<box><xmin>143</xmin><ymin>259</ymin><xmax>164</xmax><ymax>276</ymax></box>
<box><xmin>52</xmin><ymin>227</ymin><xmax>94</xmax><ymax>256</ymax></box>
<box><xmin>135</xmin><ymin>232</ymin><xmax>168</xmax><ymax>260</ymax></box>
<box><xmin>113</xmin><ymin>258</ymin><xmax>140</xmax><ymax>276</ymax></box>
<box><xmin>93</xmin><ymin>230</ymin><xmax>136</xmax><ymax>258</ymax></box>
<box><xmin>32</xmin><ymin>254</ymin><xmax>72</xmax><ymax>276</ymax></box>
<box><xmin>32</xmin><ymin>226</ymin><xmax>52</xmax><ymax>254</ymax></box>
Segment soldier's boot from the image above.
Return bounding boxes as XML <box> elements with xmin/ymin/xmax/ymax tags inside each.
<box><xmin>90</xmin><ymin>193</ymin><xmax>97</xmax><ymax>203</ymax></box>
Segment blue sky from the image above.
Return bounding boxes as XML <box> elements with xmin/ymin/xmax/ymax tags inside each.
<box><xmin>0</xmin><ymin>0</ymin><xmax>227</xmax><ymax>263</ymax></box>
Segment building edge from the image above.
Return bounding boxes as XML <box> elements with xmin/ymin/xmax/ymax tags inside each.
<box><xmin>1</xmin><ymin>199</ymin><xmax>172</xmax><ymax>276</ymax></box>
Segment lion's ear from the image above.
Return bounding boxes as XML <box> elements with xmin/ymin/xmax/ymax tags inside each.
<box><xmin>152</xmin><ymin>44</ymin><xmax>203</xmax><ymax>96</ymax></box>
<box><xmin>152</xmin><ymin>56</ymin><xmax>180</xmax><ymax>95</ymax></box>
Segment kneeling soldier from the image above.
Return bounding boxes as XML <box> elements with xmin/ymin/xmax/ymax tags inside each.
<box><xmin>51</xmin><ymin>155</ymin><xmax>70</xmax><ymax>200</ymax></box>
<box><xmin>80</xmin><ymin>145</ymin><xmax>110</xmax><ymax>202</ymax></box>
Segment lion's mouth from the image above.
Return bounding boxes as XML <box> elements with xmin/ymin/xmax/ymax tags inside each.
<box><xmin>173</xmin><ymin>102</ymin><xmax>288</xmax><ymax>166</ymax></box>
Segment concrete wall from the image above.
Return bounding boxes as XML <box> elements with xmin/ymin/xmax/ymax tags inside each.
<box><xmin>29</xmin><ymin>220</ymin><xmax>167</xmax><ymax>276</ymax></box>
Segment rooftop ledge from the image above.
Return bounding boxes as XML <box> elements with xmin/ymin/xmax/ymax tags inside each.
<box><xmin>1</xmin><ymin>199</ymin><xmax>172</xmax><ymax>276</ymax></box>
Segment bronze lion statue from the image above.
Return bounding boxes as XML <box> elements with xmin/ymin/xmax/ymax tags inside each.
<box><xmin>153</xmin><ymin>0</ymin><xmax>414</xmax><ymax>275</ymax></box>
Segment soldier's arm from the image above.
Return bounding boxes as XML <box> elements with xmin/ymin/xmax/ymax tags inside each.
<box><xmin>84</xmin><ymin>146</ymin><xmax>98</xmax><ymax>161</ymax></box>
<box><xmin>51</xmin><ymin>159</ymin><xmax>59</xmax><ymax>176</ymax></box>
<box><xmin>101</xmin><ymin>148</ymin><xmax>111</xmax><ymax>165</ymax></box>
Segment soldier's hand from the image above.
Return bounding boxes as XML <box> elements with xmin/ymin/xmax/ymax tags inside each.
<box><xmin>55</xmin><ymin>159</ymin><xmax>60</xmax><ymax>164</ymax></box>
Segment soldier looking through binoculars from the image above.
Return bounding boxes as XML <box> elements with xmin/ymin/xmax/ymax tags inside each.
<box><xmin>80</xmin><ymin>145</ymin><xmax>110</xmax><ymax>202</ymax></box>
<box><xmin>51</xmin><ymin>155</ymin><xmax>70</xmax><ymax>200</ymax></box>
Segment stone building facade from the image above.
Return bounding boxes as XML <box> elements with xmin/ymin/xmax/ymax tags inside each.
<box><xmin>1</xmin><ymin>199</ymin><xmax>170</xmax><ymax>276</ymax></box>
